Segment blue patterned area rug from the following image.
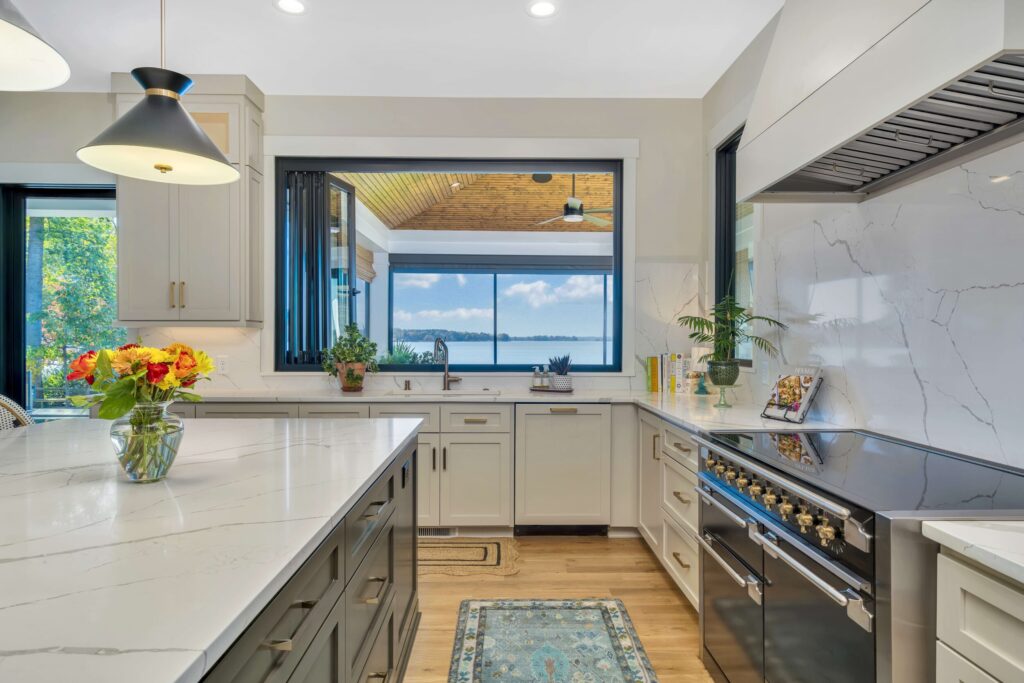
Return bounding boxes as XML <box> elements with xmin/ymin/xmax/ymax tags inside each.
<box><xmin>449</xmin><ymin>598</ymin><xmax>658</xmax><ymax>682</ymax></box>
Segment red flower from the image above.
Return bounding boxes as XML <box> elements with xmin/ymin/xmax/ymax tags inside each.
<box><xmin>117</xmin><ymin>343</ymin><xmax>140</xmax><ymax>351</ymax></box>
<box><xmin>67</xmin><ymin>351</ymin><xmax>98</xmax><ymax>384</ymax></box>
<box><xmin>146</xmin><ymin>362</ymin><xmax>170</xmax><ymax>384</ymax></box>
<box><xmin>181</xmin><ymin>377</ymin><xmax>197</xmax><ymax>388</ymax></box>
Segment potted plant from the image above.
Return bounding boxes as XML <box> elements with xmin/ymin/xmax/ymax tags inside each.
<box><xmin>548</xmin><ymin>354</ymin><xmax>573</xmax><ymax>391</ymax></box>
<box><xmin>678</xmin><ymin>295</ymin><xmax>787</xmax><ymax>386</ymax></box>
<box><xmin>323</xmin><ymin>323</ymin><xmax>379</xmax><ymax>392</ymax></box>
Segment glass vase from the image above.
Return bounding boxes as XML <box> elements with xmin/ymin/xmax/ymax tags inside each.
<box><xmin>109</xmin><ymin>401</ymin><xmax>184</xmax><ymax>483</ymax></box>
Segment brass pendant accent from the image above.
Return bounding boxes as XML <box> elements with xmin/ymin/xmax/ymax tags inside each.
<box><xmin>154</xmin><ymin>163</ymin><xmax>173</xmax><ymax>174</ymax></box>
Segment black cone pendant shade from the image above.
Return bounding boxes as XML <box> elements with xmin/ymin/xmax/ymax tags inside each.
<box><xmin>77</xmin><ymin>67</ymin><xmax>239</xmax><ymax>185</ymax></box>
<box><xmin>0</xmin><ymin>0</ymin><xmax>71</xmax><ymax>91</ymax></box>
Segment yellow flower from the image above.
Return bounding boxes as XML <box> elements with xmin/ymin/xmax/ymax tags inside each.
<box><xmin>157</xmin><ymin>372</ymin><xmax>182</xmax><ymax>391</ymax></box>
<box><xmin>164</xmin><ymin>342</ymin><xmax>194</xmax><ymax>359</ymax></box>
<box><xmin>111</xmin><ymin>346</ymin><xmax>173</xmax><ymax>376</ymax></box>
<box><xmin>193</xmin><ymin>350</ymin><xmax>216</xmax><ymax>376</ymax></box>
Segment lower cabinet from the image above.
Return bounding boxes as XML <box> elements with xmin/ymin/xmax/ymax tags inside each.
<box><xmin>202</xmin><ymin>444</ymin><xmax>418</xmax><ymax>683</ymax></box>
<box><xmin>514</xmin><ymin>404</ymin><xmax>611</xmax><ymax>525</ymax></box>
<box><xmin>196</xmin><ymin>403</ymin><xmax>299</xmax><ymax>419</ymax></box>
<box><xmin>416</xmin><ymin>434</ymin><xmax>441</xmax><ymax>527</ymax></box>
<box><xmin>438</xmin><ymin>433</ymin><xmax>513</xmax><ymax>526</ymax></box>
<box><xmin>638</xmin><ymin>413</ymin><xmax>663</xmax><ymax>551</ymax></box>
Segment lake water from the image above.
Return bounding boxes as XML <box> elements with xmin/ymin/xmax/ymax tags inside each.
<box><xmin>403</xmin><ymin>340</ymin><xmax>614</xmax><ymax>366</ymax></box>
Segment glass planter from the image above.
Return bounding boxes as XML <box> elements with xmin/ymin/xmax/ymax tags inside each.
<box><xmin>109</xmin><ymin>401</ymin><xmax>184</xmax><ymax>483</ymax></box>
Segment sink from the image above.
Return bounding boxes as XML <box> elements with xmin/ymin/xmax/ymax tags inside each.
<box><xmin>383</xmin><ymin>389</ymin><xmax>502</xmax><ymax>398</ymax></box>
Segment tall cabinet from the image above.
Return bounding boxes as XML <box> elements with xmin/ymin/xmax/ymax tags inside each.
<box><xmin>113</xmin><ymin>74</ymin><xmax>265</xmax><ymax>326</ymax></box>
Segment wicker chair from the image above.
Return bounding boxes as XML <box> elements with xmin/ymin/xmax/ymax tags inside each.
<box><xmin>0</xmin><ymin>395</ymin><xmax>34</xmax><ymax>430</ymax></box>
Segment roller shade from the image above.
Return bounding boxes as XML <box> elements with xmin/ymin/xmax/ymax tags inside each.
<box><xmin>356</xmin><ymin>244</ymin><xmax>376</xmax><ymax>282</ymax></box>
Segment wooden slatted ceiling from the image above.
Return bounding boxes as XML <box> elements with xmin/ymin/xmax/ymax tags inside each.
<box><xmin>333</xmin><ymin>172</ymin><xmax>614</xmax><ymax>232</ymax></box>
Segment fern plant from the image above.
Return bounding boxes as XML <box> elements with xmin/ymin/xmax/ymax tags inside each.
<box><xmin>678</xmin><ymin>295</ymin><xmax>787</xmax><ymax>362</ymax></box>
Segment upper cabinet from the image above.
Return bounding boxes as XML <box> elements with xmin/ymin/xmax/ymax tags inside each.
<box><xmin>112</xmin><ymin>74</ymin><xmax>265</xmax><ymax>326</ymax></box>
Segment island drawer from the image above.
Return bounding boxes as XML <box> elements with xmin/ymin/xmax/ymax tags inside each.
<box><xmin>287</xmin><ymin>593</ymin><xmax>346</xmax><ymax>683</ymax></box>
<box><xmin>346</xmin><ymin>517</ymin><xmax>395</xmax><ymax>681</ymax></box>
<box><xmin>202</xmin><ymin>521</ymin><xmax>345</xmax><ymax>683</ymax></box>
<box><xmin>344</xmin><ymin>468</ymin><xmax>396</xmax><ymax>583</ymax></box>
<box><xmin>370</xmin><ymin>404</ymin><xmax>440</xmax><ymax>432</ymax></box>
<box><xmin>355</xmin><ymin>604</ymin><xmax>395</xmax><ymax>683</ymax></box>
<box><xmin>440</xmin><ymin>404</ymin><xmax>512</xmax><ymax>433</ymax></box>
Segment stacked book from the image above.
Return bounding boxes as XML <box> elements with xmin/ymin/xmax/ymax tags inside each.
<box><xmin>645</xmin><ymin>353</ymin><xmax>690</xmax><ymax>394</ymax></box>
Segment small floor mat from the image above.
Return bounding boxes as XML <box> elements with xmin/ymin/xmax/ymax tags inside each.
<box><xmin>419</xmin><ymin>537</ymin><xmax>520</xmax><ymax>576</ymax></box>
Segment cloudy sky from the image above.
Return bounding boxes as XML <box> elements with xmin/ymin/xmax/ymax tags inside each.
<box><xmin>392</xmin><ymin>272</ymin><xmax>612</xmax><ymax>337</ymax></box>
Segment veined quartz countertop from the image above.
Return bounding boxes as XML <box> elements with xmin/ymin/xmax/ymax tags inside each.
<box><xmin>0</xmin><ymin>417</ymin><xmax>421</xmax><ymax>683</ymax></box>
<box><xmin>922</xmin><ymin>520</ymin><xmax>1024</xmax><ymax>586</ymax></box>
<box><xmin>194</xmin><ymin>388</ymin><xmax>840</xmax><ymax>433</ymax></box>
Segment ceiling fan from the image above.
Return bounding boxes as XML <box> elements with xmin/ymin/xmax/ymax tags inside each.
<box><xmin>535</xmin><ymin>174</ymin><xmax>612</xmax><ymax>226</ymax></box>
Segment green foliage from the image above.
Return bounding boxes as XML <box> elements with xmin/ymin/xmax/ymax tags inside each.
<box><xmin>379</xmin><ymin>341</ymin><xmax>435</xmax><ymax>365</ymax></box>
<box><xmin>322</xmin><ymin>323</ymin><xmax>379</xmax><ymax>376</ymax></box>
<box><xmin>548</xmin><ymin>354</ymin><xmax>572</xmax><ymax>375</ymax></box>
<box><xmin>25</xmin><ymin>216</ymin><xmax>126</xmax><ymax>401</ymax></box>
<box><xmin>678</xmin><ymin>295</ymin><xmax>787</xmax><ymax>362</ymax></box>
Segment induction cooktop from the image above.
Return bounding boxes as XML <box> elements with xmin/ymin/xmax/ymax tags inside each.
<box><xmin>705</xmin><ymin>430</ymin><xmax>1024</xmax><ymax>513</ymax></box>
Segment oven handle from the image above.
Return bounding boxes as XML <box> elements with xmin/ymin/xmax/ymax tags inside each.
<box><xmin>695</xmin><ymin>485</ymin><xmax>754</xmax><ymax>530</ymax></box>
<box><xmin>696</xmin><ymin>533</ymin><xmax>763</xmax><ymax>606</ymax></box>
<box><xmin>753</xmin><ymin>529</ymin><xmax>874</xmax><ymax>633</ymax></box>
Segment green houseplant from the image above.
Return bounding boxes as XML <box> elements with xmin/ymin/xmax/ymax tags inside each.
<box><xmin>677</xmin><ymin>295</ymin><xmax>787</xmax><ymax>386</ymax></box>
<box><xmin>322</xmin><ymin>323</ymin><xmax>379</xmax><ymax>392</ymax></box>
<box><xmin>548</xmin><ymin>354</ymin><xmax>572</xmax><ymax>391</ymax></box>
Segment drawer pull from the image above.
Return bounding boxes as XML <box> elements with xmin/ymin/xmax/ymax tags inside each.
<box><xmin>673</xmin><ymin>441</ymin><xmax>692</xmax><ymax>453</ymax></box>
<box><xmin>361</xmin><ymin>501</ymin><xmax>388</xmax><ymax>521</ymax></box>
<box><xmin>290</xmin><ymin>599</ymin><xmax>317</xmax><ymax>609</ymax></box>
<box><xmin>259</xmin><ymin>638</ymin><xmax>293</xmax><ymax>652</ymax></box>
<box><xmin>549</xmin><ymin>407</ymin><xmax>577</xmax><ymax>414</ymax></box>
<box><xmin>653</xmin><ymin>434</ymin><xmax>660</xmax><ymax>461</ymax></box>
<box><xmin>361</xmin><ymin>576</ymin><xmax>388</xmax><ymax>605</ymax></box>
<box><xmin>464</xmin><ymin>417</ymin><xmax>488</xmax><ymax>424</ymax></box>
<box><xmin>672</xmin><ymin>491</ymin><xmax>691</xmax><ymax>505</ymax></box>
<box><xmin>432</xmin><ymin>447</ymin><xmax>437</xmax><ymax>471</ymax></box>
<box><xmin>672</xmin><ymin>551</ymin><xmax>691</xmax><ymax>569</ymax></box>
<box><xmin>366</xmin><ymin>673</ymin><xmax>388</xmax><ymax>682</ymax></box>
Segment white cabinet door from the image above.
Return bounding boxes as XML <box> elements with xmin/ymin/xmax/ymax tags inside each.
<box><xmin>177</xmin><ymin>180</ymin><xmax>240</xmax><ymax>321</ymax></box>
<box><xmin>297</xmin><ymin>404</ymin><xmax>369</xmax><ymax>419</ymax></box>
<box><xmin>440</xmin><ymin>433</ymin><xmax>512</xmax><ymax>527</ymax></box>
<box><xmin>117</xmin><ymin>177</ymin><xmax>177</xmax><ymax>321</ymax></box>
<box><xmin>638</xmin><ymin>413</ymin><xmax>663</xmax><ymax>552</ymax></box>
<box><xmin>246</xmin><ymin>168</ymin><xmax>263</xmax><ymax>323</ymax></box>
<box><xmin>514</xmin><ymin>404</ymin><xmax>611</xmax><ymax>525</ymax></box>
<box><xmin>417</xmin><ymin>433</ymin><xmax>441</xmax><ymax>527</ymax></box>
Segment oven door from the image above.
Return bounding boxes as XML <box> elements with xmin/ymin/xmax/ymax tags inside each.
<box><xmin>751</xmin><ymin>528</ymin><xmax>875</xmax><ymax>683</ymax></box>
<box><xmin>698</xmin><ymin>477</ymin><xmax>764</xmax><ymax>683</ymax></box>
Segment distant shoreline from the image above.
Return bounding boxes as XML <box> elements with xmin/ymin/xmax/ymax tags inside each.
<box><xmin>395</xmin><ymin>329</ymin><xmax>604</xmax><ymax>342</ymax></box>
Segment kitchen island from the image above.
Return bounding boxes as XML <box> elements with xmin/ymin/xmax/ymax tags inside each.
<box><xmin>0</xmin><ymin>417</ymin><xmax>421</xmax><ymax>683</ymax></box>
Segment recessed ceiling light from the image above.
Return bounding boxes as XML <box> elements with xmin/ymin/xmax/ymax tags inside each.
<box><xmin>274</xmin><ymin>0</ymin><xmax>306</xmax><ymax>15</ymax></box>
<box><xmin>527</xmin><ymin>1</ymin><xmax>557</xmax><ymax>18</ymax></box>
<box><xmin>450</xmin><ymin>182</ymin><xmax>461</xmax><ymax>189</ymax></box>
<box><xmin>990</xmin><ymin>174</ymin><xmax>1012</xmax><ymax>184</ymax></box>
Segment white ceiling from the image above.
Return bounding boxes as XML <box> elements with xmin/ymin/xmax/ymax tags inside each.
<box><xmin>22</xmin><ymin>0</ymin><xmax>782</xmax><ymax>98</ymax></box>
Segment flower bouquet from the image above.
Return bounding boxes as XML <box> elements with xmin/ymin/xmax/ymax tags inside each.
<box><xmin>68</xmin><ymin>342</ymin><xmax>215</xmax><ymax>482</ymax></box>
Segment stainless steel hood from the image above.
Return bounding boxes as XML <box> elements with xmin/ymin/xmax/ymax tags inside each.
<box><xmin>737</xmin><ymin>0</ymin><xmax>1024</xmax><ymax>202</ymax></box>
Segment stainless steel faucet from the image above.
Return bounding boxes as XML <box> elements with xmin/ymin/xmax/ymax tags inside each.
<box><xmin>433</xmin><ymin>337</ymin><xmax>462</xmax><ymax>391</ymax></box>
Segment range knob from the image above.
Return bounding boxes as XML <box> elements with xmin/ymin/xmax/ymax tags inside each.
<box><xmin>725</xmin><ymin>468</ymin><xmax>737</xmax><ymax>483</ymax></box>
<box><xmin>736</xmin><ymin>472</ymin><xmax>749</xmax><ymax>490</ymax></box>
<box><xmin>762</xmin><ymin>488</ymin><xmax>777</xmax><ymax>508</ymax></box>
<box><xmin>816</xmin><ymin>518</ymin><xmax>837</xmax><ymax>546</ymax></box>
<box><xmin>748</xmin><ymin>481</ymin><xmax>763</xmax><ymax>498</ymax></box>
<box><xmin>778</xmin><ymin>496</ymin><xmax>794</xmax><ymax>520</ymax></box>
<box><xmin>705</xmin><ymin>455</ymin><xmax>716</xmax><ymax>469</ymax></box>
<box><xmin>796</xmin><ymin>506</ymin><xmax>815</xmax><ymax>533</ymax></box>
<box><xmin>714</xmin><ymin>462</ymin><xmax>727</xmax><ymax>475</ymax></box>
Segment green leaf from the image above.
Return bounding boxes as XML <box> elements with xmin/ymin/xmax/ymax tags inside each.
<box><xmin>94</xmin><ymin>349</ymin><xmax>114</xmax><ymax>381</ymax></box>
<box><xmin>97</xmin><ymin>377</ymin><xmax>138</xmax><ymax>419</ymax></box>
<box><xmin>175</xmin><ymin>392</ymin><xmax>203</xmax><ymax>402</ymax></box>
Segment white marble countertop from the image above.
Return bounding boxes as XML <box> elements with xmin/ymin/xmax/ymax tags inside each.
<box><xmin>194</xmin><ymin>388</ymin><xmax>840</xmax><ymax>433</ymax></box>
<box><xmin>0</xmin><ymin>417</ymin><xmax>421</xmax><ymax>683</ymax></box>
<box><xmin>922</xmin><ymin>520</ymin><xmax>1024</xmax><ymax>586</ymax></box>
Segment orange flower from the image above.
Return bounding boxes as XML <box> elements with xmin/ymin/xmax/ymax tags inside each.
<box><xmin>172</xmin><ymin>350</ymin><xmax>198</xmax><ymax>379</ymax></box>
<box><xmin>67</xmin><ymin>351</ymin><xmax>98</xmax><ymax>385</ymax></box>
<box><xmin>164</xmin><ymin>342</ymin><xmax>194</xmax><ymax>358</ymax></box>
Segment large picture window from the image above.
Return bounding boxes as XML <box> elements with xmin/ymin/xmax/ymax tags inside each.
<box><xmin>715</xmin><ymin>130</ymin><xmax>755</xmax><ymax>364</ymax></box>
<box><xmin>276</xmin><ymin>158</ymin><xmax>623</xmax><ymax>372</ymax></box>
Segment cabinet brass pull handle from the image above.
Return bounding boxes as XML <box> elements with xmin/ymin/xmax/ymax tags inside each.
<box><xmin>464</xmin><ymin>417</ymin><xmax>488</xmax><ymax>424</ymax></box>
<box><xmin>179</xmin><ymin>281</ymin><xmax>186</xmax><ymax>308</ymax></box>
<box><xmin>361</xmin><ymin>501</ymin><xmax>388</xmax><ymax>521</ymax></box>
<box><xmin>653</xmin><ymin>434</ymin><xmax>660</xmax><ymax>460</ymax></box>
<box><xmin>549</xmin><ymin>407</ymin><xmax>577</xmax><ymax>414</ymax></box>
<box><xmin>259</xmin><ymin>638</ymin><xmax>293</xmax><ymax>652</ymax></box>
<box><xmin>361</xmin><ymin>576</ymin><xmax>387</xmax><ymax>605</ymax></box>
<box><xmin>290</xmin><ymin>599</ymin><xmax>317</xmax><ymax>609</ymax></box>
<box><xmin>672</xmin><ymin>491</ymin><xmax>691</xmax><ymax>505</ymax></box>
<box><xmin>672</xmin><ymin>552</ymin><xmax>691</xmax><ymax>569</ymax></box>
<box><xmin>443</xmin><ymin>446</ymin><xmax>447</xmax><ymax>471</ymax></box>
<box><xmin>366</xmin><ymin>673</ymin><xmax>388</xmax><ymax>682</ymax></box>
<box><xmin>169</xmin><ymin>281</ymin><xmax>176</xmax><ymax>308</ymax></box>
<box><xmin>432</xmin><ymin>447</ymin><xmax>437</xmax><ymax>471</ymax></box>
<box><xmin>673</xmin><ymin>442</ymin><xmax>692</xmax><ymax>453</ymax></box>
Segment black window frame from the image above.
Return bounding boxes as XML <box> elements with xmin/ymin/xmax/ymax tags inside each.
<box><xmin>713</xmin><ymin>129</ymin><xmax>753</xmax><ymax>367</ymax></box>
<box><xmin>0</xmin><ymin>184</ymin><xmax>117</xmax><ymax>406</ymax></box>
<box><xmin>275</xmin><ymin>157</ymin><xmax>624</xmax><ymax>373</ymax></box>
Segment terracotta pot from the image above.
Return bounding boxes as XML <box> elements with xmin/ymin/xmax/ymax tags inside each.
<box><xmin>336</xmin><ymin>362</ymin><xmax>367</xmax><ymax>392</ymax></box>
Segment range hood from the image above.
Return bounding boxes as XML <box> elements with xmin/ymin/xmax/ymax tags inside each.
<box><xmin>737</xmin><ymin>0</ymin><xmax>1024</xmax><ymax>202</ymax></box>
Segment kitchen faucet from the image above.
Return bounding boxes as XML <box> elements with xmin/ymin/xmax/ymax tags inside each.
<box><xmin>433</xmin><ymin>338</ymin><xmax>462</xmax><ymax>391</ymax></box>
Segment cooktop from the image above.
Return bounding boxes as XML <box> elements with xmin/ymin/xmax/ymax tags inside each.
<box><xmin>706</xmin><ymin>430</ymin><xmax>1024</xmax><ymax>513</ymax></box>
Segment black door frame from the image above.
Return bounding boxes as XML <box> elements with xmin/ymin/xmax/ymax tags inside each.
<box><xmin>0</xmin><ymin>185</ymin><xmax>116</xmax><ymax>406</ymax></box>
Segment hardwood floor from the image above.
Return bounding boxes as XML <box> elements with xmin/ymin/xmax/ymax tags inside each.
<box><xmin>404</xmin><ymin>535</ymin><xmax>713</xmax><ymax>682</ymax></box>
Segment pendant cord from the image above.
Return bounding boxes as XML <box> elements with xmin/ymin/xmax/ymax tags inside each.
<box><xmin>160</xmin><ymin>0</ymin><xmax>166</xmax><ymax>68</ymax></box>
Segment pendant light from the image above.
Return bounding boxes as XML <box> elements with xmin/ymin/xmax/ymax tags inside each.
<box><xmin>76</xmin><ymin>0</ymin><xmax>239</xmax><ymax>185</ymax></box>
<box><xmin>0</xmin><ymin>0</ymin><xmax>71</xmax><ymax>90</ymax></box>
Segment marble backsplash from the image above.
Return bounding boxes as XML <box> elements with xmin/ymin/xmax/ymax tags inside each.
<box><xmin>140</xmin><ymin>260</ymin><xmax>703</xmax><ymax>395</ymax></box>
<box><xmin>756</xmin><ymin>140</ymin><xmax>1024</xmax><ymax>467</ymax></box>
